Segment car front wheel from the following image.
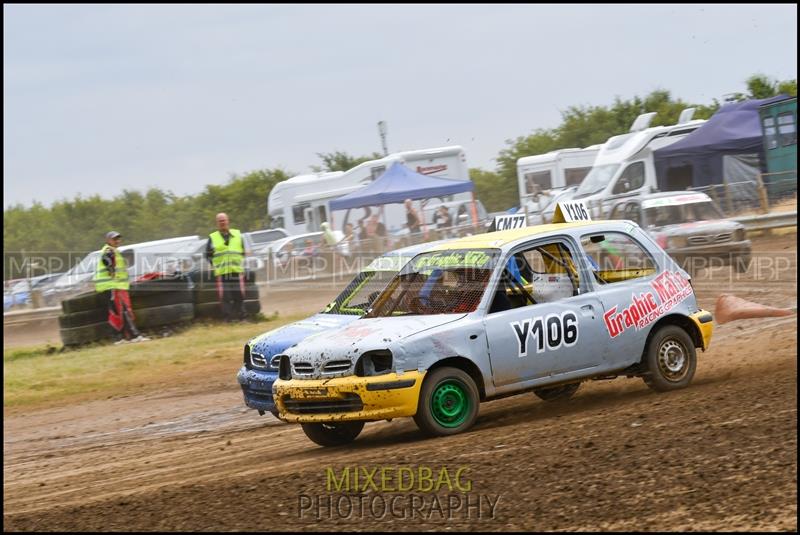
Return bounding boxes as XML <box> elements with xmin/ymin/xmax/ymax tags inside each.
<box><xmin>414</xmin><ymin>367</ymin><xmax>480</xmax><ymax>437</ymax></box>
<box><xmin>300</xmin><ymin>421</ymin><xmax>364</xmax><ymax>447</ymax></box>
<box><xmin>642</xmin><ymin>325</ymin><xmax>697</xmax><ymax>392</ymax></box>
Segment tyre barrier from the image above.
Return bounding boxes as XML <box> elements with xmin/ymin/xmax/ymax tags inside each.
<box><xmin>59</xmin><ymin>274</ymin><xmax>195</xmax><ymax>346</ymax></box>
<box><xmin>58</xmin><ymin>270</ymin><xmax>261</xmax><ymax>346</ymax></box>
<box><xmin>194</xmin><ymin>299</ymin><xmax>261</xmax><ymax>320</ymax></box>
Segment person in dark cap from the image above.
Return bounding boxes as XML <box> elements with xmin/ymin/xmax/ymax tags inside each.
<box><xmin>94</xmin><ymin>231</ymin><xmax>149</xmax><ymax>344</ymax></box>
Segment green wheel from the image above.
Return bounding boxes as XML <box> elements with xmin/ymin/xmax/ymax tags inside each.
<box><xmin>414</xmin><ymin>367</ymin><xmax>479</xmax><ymax>436</ymax></box>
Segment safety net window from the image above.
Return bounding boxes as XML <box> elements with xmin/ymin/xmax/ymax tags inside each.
<box><xmin>366</xmin><ymin>249</ymin><xmax>500</xmax><ymax>317</ymax></box>
<box><xmin>489</xmin><ymin>242</ymin><xmax>580</xmax><ymax>313</ymax></box>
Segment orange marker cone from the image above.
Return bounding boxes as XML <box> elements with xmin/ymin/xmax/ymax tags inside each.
<box><xmin>714</xmin><ymin>294</ymin><xmax>796</xmax><ymax>324</ymax></box>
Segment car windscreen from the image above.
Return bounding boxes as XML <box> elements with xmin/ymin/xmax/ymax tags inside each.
<box><xmin>574</xmin><ymin>164</ymin><xmax>620</xmax><ymax>198</ymax></box>
<box><xmin>644</xmin><ymin>201</ymin><xmax>724</xmax><ymax>227</ymax></box>
<box><xmin>365</xmin><ymin>249</ymin><xmax>500</xmax><ymax>317</ymax></box>
<box><xmin>323</xmin><ymin>270</ymin><xmax>399</xmax><ymax>316</ymax></box>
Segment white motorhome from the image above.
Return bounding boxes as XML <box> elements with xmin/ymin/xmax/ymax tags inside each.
<box><xmin>268</xmin><ymin>146</ymin><xmax>471</xmax><ymax>237</ymax></box>
<box><xmin>517</xmin><ymin>146</ymin><xmax>600</xmax><ymax>196</ymax></box>
<box><xmin>517</xmin><ymin>145</ymin><xmax>600</xmax><ymax>215</ymax></box>
<box><xmin>571</xmin><ymin>109</ymin><xmax>707</xmax><ymax>218</ymax></box>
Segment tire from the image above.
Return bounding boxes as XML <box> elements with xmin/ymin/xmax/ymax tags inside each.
<box><xmin>195</xmin><ymin>287</ymin><xmax>258</xmax><ymax>304</ymax></box>
<box><xmin>134</xmin><ymin>303</ymin><xmax>195</xmax><ymax>329</ymax></box>
<box><xmin>413</xmin><ymin>367</ymin><xmax>480</xmax><ymax>437</ymax></box>
<box><xmin>195</xmin><ymin>299</ymin><xmax>260</xmax><ymax>319</ymax></box>
<box><xmin>642</xmin><ymin>325</ymin><xmax>697</xmax><ymax>392</ymax></box>
<box><xmin>131</xmin><ymin>288</ymin><xmax>194</xmax><ymax>309</ymax></box>
<box><xmin>61</xmin><ymin>291</ymin><xmax>108</xmax><ymax>315</ymax></box>
<box><xmin>60</xmin><ymin>321</ymin><xmax>114</xmax><ymax>346</ymax></box>
<box><xmin>300</xmin><ymin>421</ymin><xmax>365</xmax><ymax>447</ymax></box>
<box><xmin>58</xmin><ymin>308</ymin><xmax>108</xmax><ymax>329</ymax></box>
<box><xmin>533</xmin><ymin>382</ymin><xmax>581</xmax><ymax>402</ymax></box>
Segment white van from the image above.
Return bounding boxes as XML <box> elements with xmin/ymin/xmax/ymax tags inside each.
<box><xmin>268</xmin><ymin>146</ymin><xmax>471</xmax><ymax>237</ymax></box>
<box><xmin>517</xmin><ymin>146</ymin><xmax>599</xmax><ymax>200</ymax></box>
<box><xmin>572</xmin><ymin>109</ymin><xmax>706</xmax><ymax>217</ymax></box>
<box><xmin>50</xmin><ymin>235</ymin><xmax>204</xmax><ymax>301</ymax></box>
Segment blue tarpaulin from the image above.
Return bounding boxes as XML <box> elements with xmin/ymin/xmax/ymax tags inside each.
<box><xmin>653</xmin><ymin>95</ymin><xmax>789</xmax><ymax>189</ymax></box>
<box><xmin>329</xmin><ymin>162</ymin><xmax>474</xmax><ymax>211</ymax></box>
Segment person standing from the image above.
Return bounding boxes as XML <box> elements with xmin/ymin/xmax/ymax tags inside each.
<box><xmin>94</xmin><ymin>231</ymin><xmax>149</xmax><ymax>344</ymax></box>
<box><xmin>404</xmin><ymin>199</ymin><xmax>422</xmax><ymax>235</ymax></box>
<box><xmin>206</xmin><ymin>213</ymin><xmax>248</xmax><ymax>322</ymax></box>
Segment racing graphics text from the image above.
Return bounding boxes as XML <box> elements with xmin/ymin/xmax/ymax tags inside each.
<box><xmin>603</xmin><ymin>271</ymin><xmax>693</xmax><ymax>338</ymax></box>
<box><xmin>511</xmin><ymin>311</ymin><xmax>579</xmax><ymax>357</ymax></box>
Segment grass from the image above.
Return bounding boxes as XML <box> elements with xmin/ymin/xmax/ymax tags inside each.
<box><xmin>3</xmin><ymin>313</ymin><xmax>307</xmax><ymax>411</ymax></box>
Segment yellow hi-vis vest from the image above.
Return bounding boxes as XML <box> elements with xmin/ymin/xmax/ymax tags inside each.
<box><xmin>209</xmin><ymin>229</ymin><xmax>245</xmax><ymax>276</ymax></box>
<box><xmin>94</xmin><ymin>244</ymin><xmax>130</xmax><ymax>292</ymax></box>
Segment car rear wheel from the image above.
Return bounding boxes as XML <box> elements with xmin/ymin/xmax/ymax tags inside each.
<box><xmin>414</xmin><ymin>367</ymin><xmax>479</xmax><ymax>436</ymax></box>
<box><xmin>300</xmin><ymin>421</ymin><xmax>364</xmax><ymax>447</ymax></box>
<box><xmin>642</xmin><ymin>325</ymin><xmax>696</xmax><ymax>392</ymax></box>
<box><xmin>533</xmin><ymin>382</ymin><xmax>581</xmax><ymax>401</ymax></box>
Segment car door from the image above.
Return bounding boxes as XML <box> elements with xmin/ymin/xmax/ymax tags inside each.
<box><xmin>577</xmin><ymin>229</ymin><xmax>678</xmax><ymax>369</ymax></box>
<box><xmin>482</xmin><ymin>238</ymin><xmax>608</xmax><ymax>388</ymax></box>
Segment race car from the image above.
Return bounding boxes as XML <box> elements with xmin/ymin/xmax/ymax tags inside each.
<box><xmin>273</xmin><ymin>212</ymin><xmax>713</xmax><ymax>446</ymax></box>
<box><xmin>236</xmin><ymin>241</ymin><xmax>441</xmax><ymax>417</ymax></box>
<box><xmin>607</xmin><ymin>191</ymin><xmax>751</xmax><ymax>273</ymax></box>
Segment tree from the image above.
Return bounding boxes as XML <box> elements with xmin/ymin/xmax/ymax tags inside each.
<box><xmin>728</xmin><ymin>74</ymin><xmax>797</xmax><ymax>101</ymax></box>
<box><xmin>311</xmin><ymin>151</ymin><xmax>384</xmax><ymax>173</ymax></box>
<box><xmin>470</xmin><ymin>168</ymin><xmax>518</xmax><ymax>213</ymax></box>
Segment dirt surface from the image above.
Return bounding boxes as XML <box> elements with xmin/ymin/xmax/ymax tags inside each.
<box><xmin>3</xmin><ymin>234</ymin><xmax>797</xmax><ymax>531</ymax></box>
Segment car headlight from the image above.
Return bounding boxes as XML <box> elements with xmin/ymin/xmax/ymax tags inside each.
<box><xmin>355</xmin><ymin>350</ymin><xmax>393</xmax><ymax>377</ymax></box>
<box><xmin>667</xmin><ymin>236</ymin><xmax>684</xmax><ymax>249</ymax></box>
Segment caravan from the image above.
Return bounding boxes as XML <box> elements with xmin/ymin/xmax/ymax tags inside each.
<box><xmin>517</xmin><ymin>146</ymin><xmax>600</xmax><ymax>220</ymax></box>
<box><xmin>268</xmin><ymin>146</ymin><xmax>472</xmax><ymax>237</ymax></box>
<box><xmin>517</xmin><ymin>146</ymin><xmax>600</xmax><ymax>200</ymax></box>
<box><xmin>571</xmin><ymin>109</ymin><xmax>707</xmax><ymax>217</ymax></box>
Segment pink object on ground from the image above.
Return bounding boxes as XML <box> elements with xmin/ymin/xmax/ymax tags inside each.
<box><xmin>714</xmin><ymin>293</ymin><xmax>795</xmax><ymax>324</ymax></box>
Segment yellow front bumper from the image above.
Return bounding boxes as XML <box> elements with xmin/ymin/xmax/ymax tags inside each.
<box><xmin>689</xmin><ymin>310</ymin><xmax>713</xmax><ymax>350</ymax></box>
<box><xmin>274</xmin><ymin>371</ymin><xmax>425</xmax><ymax>423</ymax></box>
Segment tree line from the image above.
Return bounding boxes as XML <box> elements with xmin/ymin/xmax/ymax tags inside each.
<box><xmin>4</xmin><ymin>74</ymin><xmax>796</xmax><ymax>277</ymax></box>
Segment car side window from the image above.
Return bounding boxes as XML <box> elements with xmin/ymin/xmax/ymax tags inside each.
<box><xmin>580</xmin><ymin>232</ymin><xmax>656</xmax><ymax>285</ymax></box>
<box><xmin>489</xmin><ymin>240</ymin><xmax>580</xmax><ymax>313</ymax></box>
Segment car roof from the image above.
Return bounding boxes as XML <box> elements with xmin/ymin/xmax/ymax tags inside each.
<box><xmin>424</xmin><ymin>221</ymin><xmax>613</xmax><ymax>251</ymax></box>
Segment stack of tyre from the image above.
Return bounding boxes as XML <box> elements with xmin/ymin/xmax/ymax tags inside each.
<box><xmin>58</xmin><ymin>274</ymin><xmax>195</xmax><ymax>347</ymax></box>
<box><xmin>190</xmin><ymin>269</ymin><xmax>261</xmax><ymax>319</ymax></box>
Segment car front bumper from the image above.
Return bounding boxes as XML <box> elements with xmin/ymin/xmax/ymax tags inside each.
<box><xmin>236</xmin><ymin>366</ymin><xmax>278</xmax><ymax>412</ymax></box>
<box><xmin>668</xmin><ymin>240</ymin><xmax>752</xmax><ymax>266</ymax></box>
<box><xmin>689</xmin><ymin>310</ymin><xmax>713</xmax><ymax>351</ymax></box>
<box><xmin>274</xmin><ymin>371</ymin><xmax>425</xmax><ymax>423</ymax></box>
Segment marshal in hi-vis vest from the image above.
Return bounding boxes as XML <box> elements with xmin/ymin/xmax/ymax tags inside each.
<box><xmin>209</xmin><ymin>229</ymin><xmax>245</xmax><ymax>276</ymax></box>
<box><xmin>94</xmin><ymin>244</ymin><xmax>130</xmax><ymax>292</ymax></box>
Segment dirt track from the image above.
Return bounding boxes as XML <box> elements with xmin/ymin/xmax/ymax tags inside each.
<box><xmin>3</xmin><ymin>234</ymin><xmax>797</xmax><ymax>531</ymax></box>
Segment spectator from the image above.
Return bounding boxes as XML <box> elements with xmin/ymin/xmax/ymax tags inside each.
<box><xmin>404</xmin><ymin>199</ymin><xmax>422</xmax><ymax>234</ymax></box>
<box><xmin>94</xmin><ymin>231</ymin><xmax>149</xmax><ymax>344</ymax></box>
<box><xmin>433</xmin><ymin>205</ymin><xmax>453</xmax><ymax>229</ymax></box>
<box><xmin>205</xmin><ymin>213</ymin><xmax>248</xmax><ymax>322</ymax></box>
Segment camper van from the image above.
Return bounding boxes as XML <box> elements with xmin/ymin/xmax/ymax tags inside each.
<box><xmin>517</xmin><ymin>146</ymin><xmax>600</xmax><ymax>219</ymax></box>
<box><xmin>268</xmin><ymin>146</ymin><xmax>472</xmax><ymax>237</ymax></box>
<box><xmin>569</xmin><ymin>109</ymin><xmax>707</xmax><ymax>218</ymax></box>
<box><xmin>517</xmin><ymin>146</ymin><xmax>600</xmax><ymax>200</ymax></box>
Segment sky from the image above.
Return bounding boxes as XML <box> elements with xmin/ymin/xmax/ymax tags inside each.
<box><xmin>3</xmin><ymin>3</ymin><xmax>797</xmax><ymax>208</ymax></box>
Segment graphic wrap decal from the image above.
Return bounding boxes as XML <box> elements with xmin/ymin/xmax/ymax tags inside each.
<box><xmin>512</xmin><ymin>311</ymin><xmax>579</xmax><ymax>358</ymax></box>
<box><xmin>603</xmin><ymin>271</ymin><xmax>693</xmax><ymax>338</ymax></box>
